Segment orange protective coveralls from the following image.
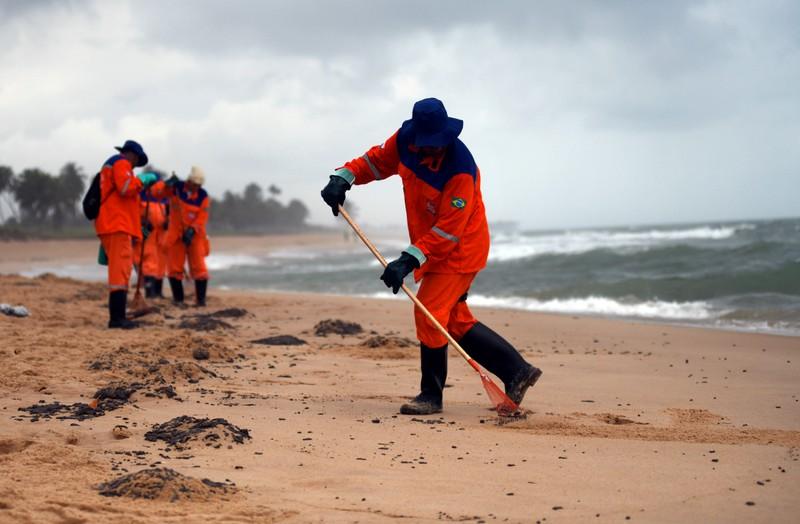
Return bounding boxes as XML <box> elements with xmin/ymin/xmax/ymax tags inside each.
<box><xmin>341</xmin><ymin>129</ymin><xmax>490</xmax><ymax>347</ymax></box>
<box><xmin>163</xmin><ymin>181</ymin><xmax>210</xmax><ymax>281</ymax></box>
<box><xmin>94</xmin><ymin>155</ymin><xmax>144</xmax><ymax>291</ymax></box>
<box><xmin>132</xmin><ymin>193</ymin><xmax>169</xmax><ymax>279</ymax></box>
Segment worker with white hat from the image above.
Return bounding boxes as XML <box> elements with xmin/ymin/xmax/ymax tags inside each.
<box><xmin>163</xmin><ymin>166</ymin><xmax>211</xmax><ymax>306</ymax></box>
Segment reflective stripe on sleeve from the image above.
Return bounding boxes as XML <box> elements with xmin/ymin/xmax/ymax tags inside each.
<box><xmin>120</xmin><ymin>177</ymin><xmax>132</xmax><ymax>196</ymax></box>
<box><xmin>333</xmin><ymin>168</ymin><xmax>355</xmax><ymax>185</ymax></box>
<box><xmin>404</xmin><ymin>245</ymin><xmax>427</xmax><ymax>266</ymax></box>
<box><xmin>432</xmin><ymin>226</ymin><xmax>459</xmax><ymax>243</ymax></box>
<box><xmin>362</xmin><ymin>154</ymin><xmax>382</xmax><ymax>180</ymax></box>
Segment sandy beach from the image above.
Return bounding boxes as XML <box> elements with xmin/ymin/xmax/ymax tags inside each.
<box><xmin>0</xmin><ymin>239</ymin><xmax>798</xmax><ymax>523</ymax></box>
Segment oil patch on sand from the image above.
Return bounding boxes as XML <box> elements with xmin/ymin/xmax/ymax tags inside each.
<box><xmin>97</xmin><ymin>467</ymin><xmax>235</xmax><ymax>502</ymax></box>
<box><xmin>251</xmin><ymin>335</ymin><xmax>307</xmax><ymax>346</ymax></box>
<box><xmin>144</xmin><ymin>416</ymin><xmax>251</xmax><ymax>450</ymax></box>
<box><xmin>314</xmin><ymin>318</ymin><xmax>363</xmax><ymax>336</ymax></box>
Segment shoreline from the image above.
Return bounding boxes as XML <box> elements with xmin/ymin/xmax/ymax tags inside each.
<box><xmin>218</xmin><ymin>286</ymin><xmax>800</xmax><ymax>339</ymax></box>
<box><xmin>1</xmin><ymin>233</ymin><xmax>797</xmax><ymax>338</ymax></box>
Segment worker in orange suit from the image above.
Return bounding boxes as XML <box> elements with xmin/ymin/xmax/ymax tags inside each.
<box><xmin>321</xmin><ymin>98</ymin><xmax>542</xmax><ymax>415</ymax></box>
<box><xmin>93</xmin><ymin>140</ymin><xmax>158</xmax><ymax>329</ymax></box>
<box><xmin>132</xmin><ymin>189</ymin><xmax>169</xmax><ymax>298</ymax></box>
<box><xmin>163</xmin><ymin>166</ymin><xmax>210</xmax><ymax>307</ymax></box>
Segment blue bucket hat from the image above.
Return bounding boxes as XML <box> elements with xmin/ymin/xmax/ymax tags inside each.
<box><xmin>401</xmin><ymin>98</ymin><xmax>463</xmax><ymax>148</ymax></box>
<box><xmin>115</xmin><ymin>139</ymin><xmax>148</xmax><ymax>167</ymax></box>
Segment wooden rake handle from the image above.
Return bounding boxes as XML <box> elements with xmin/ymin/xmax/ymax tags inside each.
<box><xmin>337</xmin><ymin>205</ymin><xmax>475</xmax><ymax>364</ymax></box>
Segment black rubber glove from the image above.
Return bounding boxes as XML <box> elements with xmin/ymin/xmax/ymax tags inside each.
<box><xmin>320</xmin><ymin>175</ymin><xmax>351</xmax><ymax>216</ymax></box>
<box><xmin>182</xmin><ymin>227</ymin><xmax>195</xmax><ymax>246</ymax></box>
<box><xmin>380</xmin><ymin>252</ymin><xmax>420</xmax><ymax>294</ymax></box>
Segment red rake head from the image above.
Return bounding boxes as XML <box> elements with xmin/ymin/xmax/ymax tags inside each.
<box><xmin>474</xmin><ymin>364</ymin><xmax>519</xmax><ymax>415</ymax></box>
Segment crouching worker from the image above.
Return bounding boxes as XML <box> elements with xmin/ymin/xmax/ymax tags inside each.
<box><xmin>94</xmin><ymin>140</ymin><xmax>158</xmax><ymax>328</ymax></box>
<box><xmin>163</xmin><ymin>166</ymin><xmax>210</xmax><ymax>307</ymax></box>
<box><xmin>321</xmin><ymin>98</ymin><xmax>542</xmax><ymax>415</ymax></box>
<box><xmin>132</xmin><ymin>188</ymin><xmax>169</xmax><ymax>298</ymax></box>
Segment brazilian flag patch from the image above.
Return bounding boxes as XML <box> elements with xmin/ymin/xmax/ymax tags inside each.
<box><xmin>451</xmin><ymin>197</ymin><xmax>467</xmax><ymax>209</ymax></box>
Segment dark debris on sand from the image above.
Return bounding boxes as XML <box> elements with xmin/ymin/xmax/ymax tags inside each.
<box><xmin>314</xmin><ymin>319</ymin><xmax>363</xmax><ymax>337</ymax></box>
<box><xmin>97</xmin><ymin>467</ymin><xmax>235</xmax><ymax>502</ymax></box>
<box><xmin>144</xmin><ymin>416</ymin><xmax>251</xmax><ymax>450</ymax></box>
<box><xmin>205</xmin><ymin>308</ymin><xmax>249</xmax><ymax>318</ymax></box>
<box><xmin>176</xmin><ymin>308</ymin><xmax>248</xmax><ymax>331</ymax></box>
<box><xmin>19</xmin><ymin>400</ymin><xmax>110</xmax><ymax>421</ymax></box>
<box><xmin>94</xmin><ymin>382</ymin><xmax>145</xmax><ymax>403</ymax></box>
<box><xmin>361</xmin><ymin>335</ymin><xmax>415</xmax><ymax>348</ymax></box>
<box><xmin>143</xmin><ymin>385</ymin><xmax>178</xmax><ymax>399</ymax></box>
<box><xmin>17</xmin><ymin>382</ymin><xmax>145</xmax><ymax>421</ymax></box>
<box><xmin>251</xmin><ymin>335</ymin><xmax>307</xmax><ymax>346</ymax></box>
<box><xmin>192</xmin><ymin>347</ymin><xmax>210</xmax><ymax>360</ymax></box>
<box><xmin>496</xmin><ymin>409</ymin><xmax>532</xmax><ymax>426</ymax></box>
<box><xmin>178</xmin><ymin>316</ymin><xmax>234</xmax><ymax>331</ymax></box>
<box><xmin>88</xmin><ymin>347</ymin><xmax>218</xmax><ymax>385</ymax></box>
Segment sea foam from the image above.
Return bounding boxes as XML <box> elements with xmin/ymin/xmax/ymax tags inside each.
<box><xmin>466</xmin><ymin>294</ymin><xmax>717</xmax><ymax>320</ymax></box>
<box><xmin>488</xmin><ymin>225</ymin><xmax>749</xmax><ymax>262</ymax></box>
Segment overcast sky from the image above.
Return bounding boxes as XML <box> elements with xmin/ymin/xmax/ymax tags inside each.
<box><xmin>1</xmin><ymin>0</ymin><xmax>797</xmax><ymax>229</ymax></box>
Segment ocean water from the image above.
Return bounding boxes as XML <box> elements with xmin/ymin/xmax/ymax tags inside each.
<box><xmin>210</xmin><ymin>218</ymin><xmax>800</xmax><ymax>335</ymax></box>
<box><xmin>23</xmin><ymin>218</ymin><xmax>798</xmax><ymax>335</ymax></box>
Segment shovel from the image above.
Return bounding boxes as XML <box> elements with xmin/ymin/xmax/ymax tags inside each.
<box><xmin>338</xmin><ymin>204</ymin><xmax>519</xmax><ymax>415</ymax></box>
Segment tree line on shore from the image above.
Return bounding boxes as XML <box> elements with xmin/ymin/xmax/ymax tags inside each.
<box><xmin>0</xmin><ymin>163</ymin><xmax>311</xmax><ymax>238</ymax></box>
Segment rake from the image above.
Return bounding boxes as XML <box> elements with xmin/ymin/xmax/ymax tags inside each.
<box><xmin>129</xmin><ymin>191</ymin><xmax>158</xmax><ymax>318</ymax></box>
<box><xmin>338</xmin><ymin>204</ymin><xmax>518</xmax><ymax>415</ymax></box>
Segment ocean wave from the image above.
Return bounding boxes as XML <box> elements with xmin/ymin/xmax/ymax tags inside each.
<box><xmin>465</xmin><ymin>294</ymin><xmax>718</xmax><ymax>320</ymax></box>
<box><xmin>488</xmin><ymin>225</ymin><xmax>751</xmax><ymax>262</ymax></box>
<box><xmin>205</xmin><ymin>253</ymin><xmax>262</xmax><ymax>271</ymax></box>
<box><xmin>359</xmin><ymin>291</ymin><xmax>716</xmax><ymax>320</ymax></box>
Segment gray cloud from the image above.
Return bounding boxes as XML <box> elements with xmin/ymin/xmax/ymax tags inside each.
<box><xmin>1</xmin><ymin>0</ymin><xmax>798</xmax><ymax>229</ymax></box>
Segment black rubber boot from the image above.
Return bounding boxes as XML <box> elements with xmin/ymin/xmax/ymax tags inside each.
<box><xmin>458</xmin><ymin>322</ymin><xmax>542</xmax><ymax>405</ymax></box>
<box><xmin>153</xmin><ymin>278</ymin><xmax>165</xmax><ymax>298</ymax></box>
<box><xmin>144</xmin><ymin>276</ymin><xmax>157</xmax><ymax>298</ymax></box>
<box><xmin>195</xmin><ymin>279</ymin><xmax>208</xmax><ymax>307</ymax></box>
<box><xmin>107</xmin><ymin>290</ymin><xmax>138</xmax><ymax>329</ymax></box>
<box><xmin>400</xmin><ymin>344</ymin><xmax>447</xmax><ymax>415</ymax></box>
<box><xmin>169</xmin><ymin>277</ymin><xmax>184</xmax><ymax>304</ymax></box>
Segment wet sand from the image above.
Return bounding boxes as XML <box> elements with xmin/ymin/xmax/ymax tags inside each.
<box><xmin>0</xmin><ymin>269</ymin><xmax>798</xmax><ymax>522</ymax></box>
<box><xmin>0</xmin><ymin>234</ymin><xmax>346</xmax><ymax>276</ymax></box>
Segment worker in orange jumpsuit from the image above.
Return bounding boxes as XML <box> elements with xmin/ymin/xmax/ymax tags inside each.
<box><xmin>321</xmin><ymin>98</ymin><xmax>542</xmax><ymax>415</ymax></box>
<box><xmin>94</xmin><ymin>140</ymin><xmax>158</xmax><ymax>328</ymax></box>
<box><xmin>132</xmin><ymin>190</ymin><xmax>169</xmax><ymax>298</ymax></box>
<box><xmin>163</xmin><ymin>166</ymin><xmax>210</xmax><ymax>307</ymax></box>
